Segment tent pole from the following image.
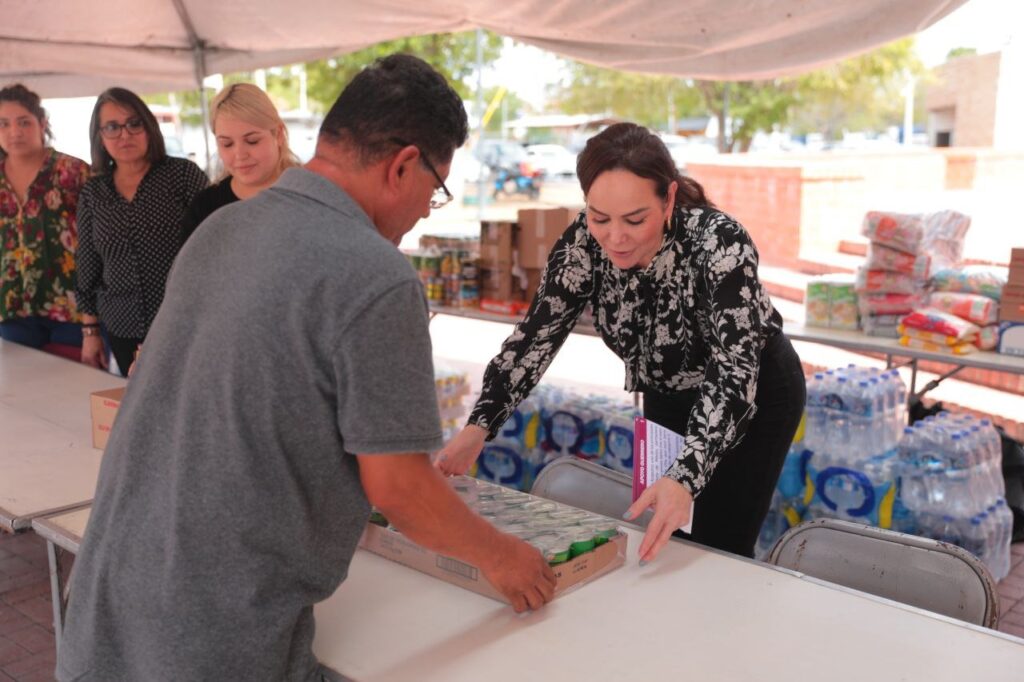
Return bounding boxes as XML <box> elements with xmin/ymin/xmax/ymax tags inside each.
<box><xmin>193</xmin><ymin>45</ymin><xmax>212</xmax><ymax>174</ymax></box>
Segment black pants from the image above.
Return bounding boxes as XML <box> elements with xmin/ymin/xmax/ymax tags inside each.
<box><xmin>643</xmin><ymin>332</ymin><xmax>806</xmax><ymax>558</ymax></box>
<box><xmin>107</xmin><ymin>333</ymin><xmax>144</xmax><ymax>377</ymax></box>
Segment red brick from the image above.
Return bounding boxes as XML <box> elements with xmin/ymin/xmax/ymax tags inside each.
<box><xmin>999</xmin><ymin>607</ymin><xmax>1024</xmax><ymax>628</ymax></box>
<box><xmin>9</xmin><ymin>601</ymin><xmax>51</xmax><ymax>631</ymax></box>
<box><xmin>0</xmin><ymin>638</ymin><xmax>29</xmax><ymax>666</ymax></box>
<box><xmin>14</xmin><ymin>668</ymin><xmax>55</xmax><ymax>682</ymax></box>
<box><xmin>3</xmin><ymin>627</ymin><xmax>52</xmax><ymax>657</ymax></box>
<box><xmin>0</xmin><ymin>559</ymin><xmax>35</xmax><ymax>581</ymax></box>
<box><xmin>0</xmin><ymin>583</ymin><xmax>49</xmax><ymax>608</ymax></box>
<box><xmin>0</xmin><ymin>612</ymin><xmax>34</xmax><ymax>638</ymax></box>
<box><xmin>2</xmin><ymin>649</ymin><xmax>54</xmax><ymax>678</ymax></box>
<box><xmin>0</xmin><ymin>575</ymin><xmax>45</xmax><ymax>600</ymax></box>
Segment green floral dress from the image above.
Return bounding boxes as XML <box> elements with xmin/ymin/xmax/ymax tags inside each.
<box><xmin>0</xmin><ymin>149</ymin><xmax>90</xmax><ymax>322</ymax></box>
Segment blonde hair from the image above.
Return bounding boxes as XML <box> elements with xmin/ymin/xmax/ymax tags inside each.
<box><xmin>210</xmin><ymin>83</ymin><xmax>300</xmax><ymax>180</ymax></box>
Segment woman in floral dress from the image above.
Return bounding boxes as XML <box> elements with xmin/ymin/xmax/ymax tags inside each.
<box><xmin>438</xmin><ymin>123</ymin><xmax>806</xmax><ymax>562</ymax></box>
<box><xmin>0</xmin><ymin>84</ymin><xmax>90</xmax><ymax>351</ymax></box>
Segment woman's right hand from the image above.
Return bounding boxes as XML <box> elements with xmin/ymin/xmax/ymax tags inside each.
<box><xmin>434</xmin><ymin>424</ymin><xmax>489</xmax><ymax>476</ymax></box>
<box><xmin>81</xmin><ymin>336</ymin><xmax>109</xmax><ymax>370</ymax></box>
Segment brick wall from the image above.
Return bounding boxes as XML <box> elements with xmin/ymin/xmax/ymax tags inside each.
<box><xmin>687</xmin><ymin>161</ymin><xmax>803</xmax><ymax>268</ymax></box>
<box><xmin>925</xmin><ymin>52</ymin><xmax>1002</xmax><ymax>147</ymax></box>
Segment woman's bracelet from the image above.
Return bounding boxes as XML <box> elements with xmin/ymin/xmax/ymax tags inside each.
<box><xmin>81</xmin><ymin>322</ymin><xmax>100</xmax><ymax>328</ymax></box>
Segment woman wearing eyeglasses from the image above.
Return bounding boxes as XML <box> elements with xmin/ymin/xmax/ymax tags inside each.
<box><xmin>180</xmin><ymin>83</ymin><xmax>300</xmax><ymax>245</ymax></box>
<box><xmin>0</xmin><ymin>83</ymin><xmax>90</xmax><ymax>352</ymax></box>
<box><xmin>76</xmin><ymin>87</ymin><xmax>208</xmax><ymax>375</ymax></box>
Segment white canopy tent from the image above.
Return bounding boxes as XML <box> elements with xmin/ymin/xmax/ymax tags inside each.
<box><xmin>2</xmin><ymin>0</ymin><xmax>968</xmax><ymax>97</ymax></box>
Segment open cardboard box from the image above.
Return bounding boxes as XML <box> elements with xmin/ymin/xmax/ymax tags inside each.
<box><xmin>359</xmin><ymin>522</ymin><xmax>627</xmax><ymax>603</ymax></box>
<box><xmin>89</xmin><ymin>387</ymin><xmax>125</xmax><ymax>449</ymax></box>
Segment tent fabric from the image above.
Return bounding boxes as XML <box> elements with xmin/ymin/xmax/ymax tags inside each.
<box><xmin>1</xmin><ymin>0</ymin><xmax>967</xmax><ymax>97</ymax></box>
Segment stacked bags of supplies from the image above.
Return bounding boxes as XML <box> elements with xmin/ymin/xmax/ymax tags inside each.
<box><xmin>857</xmin><ymin>210</ymin><xmax>970</xmax><ymax>338</ymax></box>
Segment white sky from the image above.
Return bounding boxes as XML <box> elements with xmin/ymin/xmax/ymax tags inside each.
<box><xmin>491</xmin><ymin>0</ymin><xmax>1021</xmax><ymax>110</ymax></box>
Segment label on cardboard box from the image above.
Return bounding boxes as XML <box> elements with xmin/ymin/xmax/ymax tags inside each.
<box><xmin>359</xmin><ymin>523</ymin><xmax>626</xmax><ymax>603</ymax></box>
<box><xmin>89</xmin><ymin>387</ymin><xmax>126</xmax><ymax>450</ymax></box>
<box><xmin>999</xmin><ymin>322</ymin><xmax>1024</xmax><ymax>356</ymax></box>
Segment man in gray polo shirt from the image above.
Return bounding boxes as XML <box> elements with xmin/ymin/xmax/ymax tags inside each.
<box><xmin>58</xmin><ymin>55</ymin><xmax>555</xmax><ymax>681</ymax></box>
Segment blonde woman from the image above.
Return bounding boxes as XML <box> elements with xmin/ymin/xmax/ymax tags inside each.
<box><xmin>180</xmin><ymin>83</ymin><xmax>300</xmax><ymax>244</ymax></box>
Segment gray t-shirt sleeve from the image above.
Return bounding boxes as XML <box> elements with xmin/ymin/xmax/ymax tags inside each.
<box><xmin>334</xmin><ymin>279</ymin><xmax>443</xmax><ymax>454</ymax></box>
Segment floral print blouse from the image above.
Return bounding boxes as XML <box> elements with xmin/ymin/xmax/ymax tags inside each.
<box><xmin>468</xmin><ymin>206</ymin><xmax>785</xmax><ymax>497</ymax></box>
<box><xmin>0</xmin><ymin>149</ymin><xmax>90</xmax><ymax>322</ymax></box>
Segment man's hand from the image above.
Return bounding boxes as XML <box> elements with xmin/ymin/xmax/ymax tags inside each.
<box><xmin>479</xmin><ymin>534</ymin><xmax>557</xmax><ymax>613</ymax></box>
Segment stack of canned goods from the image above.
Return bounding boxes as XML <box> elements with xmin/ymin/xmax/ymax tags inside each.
<box><xmin>370</xmin><ymin>477</ymin><xmax>621</xmax><ymax>566</ymax></box>
<box><xmin>406</xmin><ymin>248</ymin><xmax>479</xmax><ymax>307</ymax></box>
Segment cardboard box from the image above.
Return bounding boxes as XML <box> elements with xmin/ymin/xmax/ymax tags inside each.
<box><xmin>999</xmin><ymin>292</ymin><xmax>1024</xmax><ymax>323</ymax></box>
<box><xmin>999</xmin><ymin>322</ymin><xmax>1024</xmax><ymax>356</ymax></box>
<box><xmin>359</xmin><ymin>523</ymin><xmax>627</xmax><ymax>604</ymax></box>
<box><xmin>479</xmin><ymin>267</ymin><xmax>519</xmax><ymax>302</ymax></box>
<box><xmin>522</xmin><ymin>267</ymin><xmax>544</xmax><ymax>303</ymax></box>
<box><xmin>90</xmin><ymin>387</ymin><xmax>125</xmax><ymax>449</ymax></box>
<box><xmin>1008</xmin><ymin>266</ymin><xmax>1024</xmax><ymax>288</ymax></box>
<box><xmin>479</xmin><ymin>221</ymin><xmax>517</xmax><ymax>269</ymax></box>
<box><xmin>517</xmin><ymin>207</ymin><xmax>575</xmax><ymax>269</ymax></box>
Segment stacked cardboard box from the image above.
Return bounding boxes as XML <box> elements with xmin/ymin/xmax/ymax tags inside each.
<box><xmin>478</xmin><ymin>208</ymin><xmax>577</xmax><ymax>308</ymax></box>
<box><xmin>90</xmin><ymin>387</ymin><xmax>125</xmax><ymax>449</ymax></box>
<box><xmin>999</xmin><ymin>248</ymin><xmax>1024</xmax><ymax>355</ymax></box>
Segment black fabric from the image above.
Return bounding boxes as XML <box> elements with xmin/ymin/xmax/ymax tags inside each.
<box><xmin>107</xmin><ymin>332</ymin><xmax>143</xmax><ymax>377</ymax></box>
<box><xmin>76</xmin><ymin>156</ymin><xmax>209</xmax><ymax>338</ymax></box>
<box><xmin>180</xmin><ymin>176</ymin><xmax>239</xmax><ymax>246</ymax></box>
<box><xmin>644</xmin><ymin>333</ymin><xmax>806</xmax><ymax>558</ymax></box>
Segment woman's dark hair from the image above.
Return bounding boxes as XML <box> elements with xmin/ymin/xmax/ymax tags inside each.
<box><xmin>88</xmin><ymin>87</ymin><xmax>166</xmax><ymax>173</ymax></box>
<box><xmin>577</xmin><ymin>122</ymin><xmax>714</xmax><ymax>210</ymax></box>
<box><xmin>319</xmin><ymin>53</ymin><xmax>468</xmax><ymax>168</ymax></box>
<box><xmin>0</xmin><ymin>83</ymin><xmax>52</xmax><ymax>157</ymax></box>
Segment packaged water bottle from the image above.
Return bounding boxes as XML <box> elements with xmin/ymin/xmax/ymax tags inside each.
<box><xmin>993</xmin><ymin>499</ymin><xmax>1014</xmax><ymax>580</ymax></box>
<box><xmin>804</xmin><ymin>373</ymin><xmax>826</xmax><ymax>454</ymax></box>
<box><xmin>959</xmin><ymin>515</ymin><xmax>988</xmax><ymax>562</ymax></box>
<box><xmin>936</xmin><ymin>514</ymin><xmax>961</xmax><ymax>545</ymax></box>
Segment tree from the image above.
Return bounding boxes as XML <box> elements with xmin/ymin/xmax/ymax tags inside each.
<box><xmin>549</xmin><ymin>62</ymin><xmax>704</xmax><ymax>131</ymax></box>
<box><xmin>305</xmin><ymin>31</ymin><xmax>503</xmax><ymax>111</ymax></box>
<box><xmin>695</xmin><ymin>81</ymin><xmax>795</xmax><ymax>153</ymax></box>
<box><xmin>946</xmin><ymin>47</ymin><xmax>978</xmax><ymax>61</ymax></box>
<box><xmin>788</xmin><ymin>38</ymin><xmax>924</xmax><ymax>141</ymax></box>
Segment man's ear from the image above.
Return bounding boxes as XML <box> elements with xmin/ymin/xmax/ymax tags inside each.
<box><xmin>385</xmin><ymin>144</ymin><xmax>421</xmax><ymax>192</ymax></box>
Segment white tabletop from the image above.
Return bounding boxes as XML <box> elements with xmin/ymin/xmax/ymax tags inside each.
<box><xmin>31</xmin><ymin>506</ymin><xmax>91</xmax><ymax>553</ymax></box>
<box><xmin>786</xmin><ymin>323</ymin><xmax>1024</xmax><ymax>375</ymax></box>
<box><xmin>429</xmin><ymin>306</ymin><xmax>1024</xmax><ymax>376</ymax></box>
<box><xmin>0</xmin><ymin>340</ymin><xmax>124</xmax><ymax>531</ymax></box>
<box><xmin>312</xmin><ymin>527</ymin><xmax>1024</xmax><ymax>682</ymax></box>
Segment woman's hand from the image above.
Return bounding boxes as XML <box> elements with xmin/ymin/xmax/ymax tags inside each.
<box><xmin>81</xmin><ymin>335</ymin><xmax>109</xmax><ymax>370</ymax></box>
<box><xmin>127</xmin><ymin>344</ymin><xmax>142</xmax><ymax>378</ymax></box>
<box><xmin>623</xmin><ymin>476</ymin><xmax>693</xmax><ymax>564</ymax></box>
<box><xmin>433</xmin><ymin>424</ymin><xmax>489</xmax><ymax>476</ymax></box>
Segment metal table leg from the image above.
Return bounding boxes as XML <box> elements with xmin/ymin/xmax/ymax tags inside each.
<box><xmin>46</xmin><ymin>540</ymin><xmax>66</xmax><ymax>654</ymax></box>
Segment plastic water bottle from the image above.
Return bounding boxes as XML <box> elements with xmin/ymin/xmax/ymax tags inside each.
<box><xmin>804</xmin><ymin>373</ymin><xmax>825</xmax><ymax>453</ymax></box>
<box><xmin>960</xmin><ymin>515</ymin><xmax>988</xmax><ymax>561</ymax></box>
<box><xmin>993</xmin><ymin>499</ymin><xmax>1014</xmax><ymax>580</ymax></box>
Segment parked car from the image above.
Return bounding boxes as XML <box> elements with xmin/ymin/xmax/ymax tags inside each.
<box><xmin>525</xmin><ymin>144</ymin><xmax>577</xmax><ymax>178</ymax></box>
<box><xmin>474</xmin><ymin>139</ymin><xmax>529</xmax><ymax>173</ymax></box>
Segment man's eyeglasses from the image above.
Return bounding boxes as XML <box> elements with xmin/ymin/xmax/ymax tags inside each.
<box><xmin>99</xmin><ymin>118</ymin><xmax>145</xmax><ymax>140</ymax></box>
<box><xmin>390</xmin><ymin>138</ymin><xmax>453</xmax><ymax>209</ymax></box>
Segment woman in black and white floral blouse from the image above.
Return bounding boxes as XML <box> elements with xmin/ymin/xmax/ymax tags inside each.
<box><xmin>438</xmin><ymin>123</ymin><xmax>806</xmax><ymax>561</ymax></box>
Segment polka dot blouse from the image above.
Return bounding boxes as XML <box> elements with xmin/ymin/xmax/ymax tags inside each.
<box><xmin>75</xmin><ymin>157</ymin><xmax>208</xmax><ymax>339</ymax></box>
